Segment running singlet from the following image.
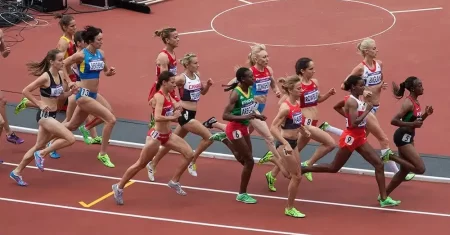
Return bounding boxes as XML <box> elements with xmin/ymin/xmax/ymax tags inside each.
<box><xmin>40</xmin><ymin>71</ymin><xmax>64</xmax><ymax>98</ymax></box>
<box><xmin>251</xmin><ymin>66</ymin><xmax>271</xmax><ymax>96</ymax></box>
<box><xmin>78</xmin><ymin>48</ymin><xmax>105</xmax><ymax>80</ymax></box>
<box><xmin>180</xmin><ymin>73</ymin><xmax>201</xmax><ymax>102</ymax></box>
<box><xmin>156</xmin><ymin>50</ymin><xmax>177</xmax><ymax>76</ymax></box>
<box><xmin>154</xmin><ymin>90</ymin><xmax>174</xmax><ymax>117</ymax></box>
<box><xmin>282</xmin><ymin>100</ymin><xmax>302</xmax><ymax>130</ymax></box>
<box><xmin>299</xmin><ymin>80</ymin><xmax>319</xmax><ymax>108</ymax></box>
<box><xmin>60</xmin><ymin>35</ymin><xmax>76</xmax><ymax>59</ymax></box>
<box><xmin>402</xmin><ymin>96</ymin><xmax>422</xmax><ymax>122</ymax></box>
<box><xmin>230</xmin><ymin>87</ymin><xmax>256</xmax><ymax>126</ymax></box>
<box><xmin>344</xmin><ymin>95</ymin><xmax>367</xmax><ymax>129</ymax></box>
<box><xmin>362</xmin><ymin>60</ymin><xmax>382</xmax><ymax>87</ymax></box>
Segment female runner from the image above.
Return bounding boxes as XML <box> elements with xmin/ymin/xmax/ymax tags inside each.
<box><xmin>384</xmin><ymin>76</ymin><xmax>433</xmax><ymax>199</ymax></box>
<box><xmin>15</xmin><ymin>14</ymin><xmax>77</xmax><ymax>114</ymax></box>
<box><xmin>62</xmin><ymin>25</ymin><xmax>117</xmax><ymax>168</ymax></box>
<box><xmin>0</xmin><ymin>29</ymin><xmax>24</xmax><ymax>145</ymax></box>
<box><xmin>9</xmin><ymin>49</ymin><xmax>76</xmax><ymax>186</ymax></box>
<box><xmin>301</xmin><ymin>75</ymin><xmax>400</xmax><ymax>207</ymax></box>
<box><xmin>146</xmin><ymin>53</ymin><xmax>227</xmax><ymax>181</ymax></box>
<box><xmin>262</xmin><ymin>57</ymin><xmax>336</xmax><ymax>192</ymax></box>
<box><xmin>320</xmin><ymin>38</ymin><xmax>415</xmax><ymax>181</ymax></box>
<box><xmin>112</xmin><ymin>71</ymin><xmax>194</xmax><ymax>204</ymax></box>
<box><xmin>222</xmin><ymin>67</ymin><xmax>266</xmax><ymax>204</ymax></box>
<box><xmin>204</xmin><ymin>44</ymin><xmax>288</xmax><ymax>177</ymax></box>
<box><xmin>270</xmin><ymin>75</ymin><xmax>310</xmax><ymax>218</ymax></box>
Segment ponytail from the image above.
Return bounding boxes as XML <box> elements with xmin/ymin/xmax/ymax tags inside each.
<box><xmin>26</xmin><ymin>49</ymin><xmax>61</xmax><ymax>77</ymax></box>
<box><xmin>392</xmin><ymin>76</ymin><xmax>418</xmax><ymax>99</ymax></box>
<box><xmin>223</xmin><ymin>81</ymin><xmax>239</xmax><ymax>92</ymax></box>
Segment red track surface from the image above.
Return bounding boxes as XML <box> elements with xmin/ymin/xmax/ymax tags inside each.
<box><xmin>2</xmin><ymin>0</ymin><xmax>450</xmax><ymax>234</ymax></box>
<box><xmin>1</xmin><ymin>133</ymin><xmax>450</xmax><ymax>234</ymax></box>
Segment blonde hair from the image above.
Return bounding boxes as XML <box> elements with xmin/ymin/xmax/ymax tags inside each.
<box><xmin>247</xmin><ymin>44</ymin><xmax>266</xmax><ymax>66</ymax></box>
<box><xmin>154</xmin><ymin>27</ymin><xmax>176</xmax><ymax>44</ymax></box>
<box><xmin>278</xmin><ymin>75</ymin><xmax>300</xmax><ymax>95</ymax></box>
<box><xmin>179</xmin><ymin>53</ymin><xmax>197</xmax><ymax>68</ymax></box>
<box><xmin>357</xmin><ymin>38</ymin><xmax>375</xmax><ymax>57</ymax></box>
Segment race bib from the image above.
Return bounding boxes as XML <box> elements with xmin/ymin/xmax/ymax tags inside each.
<box><xmin>190</xmin><ymin>90</ymin><xmax>201</xmax><ymax>101</ymax></box>
<box><xmin>303</xmin><ymin>90</ymin><xmax>319</xmax><ymax>104</ymax></box>
<box><xmin>232</xmin><ymin>130</ymin><xmax>242</xmax><ymax>140</ymax></box>
<box><xmin>292</xmin><ymin>112</ymin><xmax>302</xmax><ymax>125</ymax></box>
<box><xmin>303</xmin><ymin>118</ymin><xmax>313</xmax><ymax>126</ymax></box>
<box><xmin>402</xmin><ymin>134</ymin><xmax>412</xmax><ymax>143</ymax></box>
<box><xmin>39</xmin><ymin>110</ymin><xmax>49</xmax><ymax>119</ymax></box>
<box><xmin>50</xmin><ymin>85</ymin><xmax>64</xmax><ymax>97</ymax></box>
<box><xmin>241</xmin><ymin>103</ymin><xmax>255</xmax><ymax>115</ymax></box>
<box><xmin>89</xmin><ymin>60</ymin><xmax>105</xmax><ymax>71</ymax></box>
<box><xmin>364</xmin><ymin>71</ymin><xmax>382</xmax><ymax>86</ymax></box>
<box><xmin>255</xmin><ymin>79</ymin><xmax>270</xmax><ymax>92</ymax></box>
<box><xmin>344</xmin><ymin>135</ymin><xmax>354</xmax><ymax>145</ymax></box>
<box><xmin>169</xmin><ymin>66</ymin><xmax>177</xmax><ymax>75</ymax></box>
<box><xmin>149</xmin><ymin>130</ymin><xmax>160</xmax><ymax>139</ymax></box>
<box><xmin>79</xmin><ymin>87</ymin><xmax>90</xmax><ymax>97</ymax></box>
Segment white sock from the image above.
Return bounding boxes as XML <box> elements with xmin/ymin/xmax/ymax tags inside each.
<box><xmin>325</xmin><ymin>125</ymin><xmax>344</xmax><ymax>136</ymax></box>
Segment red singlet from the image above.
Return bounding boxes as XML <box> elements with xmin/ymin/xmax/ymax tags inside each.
<box><xmin>148</xmin><ymin>50</ymin><xmax>179</xmax><ymax>102</ymax></box>
<box><xmin>338</xmin><ymin>95</ymin><xmax>368</xmax><ymax>151</ymax></box>
<box><xmin>299</xmin><ymin>80</ymin><xmax>319</xmax><ymax>126</ymax></box>
<box><xmin>147</xmin><ymin>90</ymin><xmax>174</xmax><ymax>145</ymax></box>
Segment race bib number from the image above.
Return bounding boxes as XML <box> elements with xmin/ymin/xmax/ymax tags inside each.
<box><xmin>79</xmin><ymin>87</ymin><xmax>90</xmax><ymax>97</ymax></box>
<box><xmin>232</xmin><ymin>130</ymin><xmax>242</xmax><ymax>140</ymax></box>
<box><xmin>364</xmin><ymin>72</ymin><xmax>382</xmax><ymax>86</ymax></box>
<box><xmin>39</xmin><ymin>110</ymin><xmax>49</xmax><ymax>119</ymax></box>
<box><xmin>241</xmin><ymin>103</ymin><xmax>254</xmax><ymax>115</ymax></box>
<box><xmin>149</xmin><ymin>130</ymin><xmax>160</xmax><ymax>139</ymax></box>
<box><xmin>293</xmin><ymin>112</ymin><xmax>302</xmax><ymax>125</ymax></box>
<box><xmin>50</xmin><ymin>85</ymin><xmax>64</xmax><ymax>97</ymax></box>
<box><xmin>190</xmin><ymin>91</ymin><xmax>201</xmax><ymax>101</ymax></box>
<box><xmin>255</xmin><ymin>79</ymin><xmax>270</xmax><ymax>92</ymax></box>
<box><xmin>169</xmin><ymin>66</ymin><xmax>177</xmax><ymax>75</ymax></box>
<box><xmin>303</xmin><ymin>118</ymin><xmax>313</xmax><ymax>126</ymax></box>
<box><xmin>344</xmin><ymin>135</ymin><xmax>354</xmax><ymax>145</ymax></box>
<box><xmin>165</xmin><ymin>109</ymin><xmax>174</xmax><ymax>116</ymax></box>
<box><xmin>89</xmin><ymin>60</ymin><xmax>105</xmax><ymax>71</ymax></box>
<box><xmin>402</xmin><ymin>134</ymin><xmax>412</xmax><ymax>143</ymax></box>
<box><xmin>304</xmin><ymin>90</ymin><xmax>319</xmax><ymax>104</ymax></box>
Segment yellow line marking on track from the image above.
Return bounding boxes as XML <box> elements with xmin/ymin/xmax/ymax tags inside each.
<box><xmin>79</xmin><ymin>181</ymin><xmax>135</xmax><ymax>208</ymax></box>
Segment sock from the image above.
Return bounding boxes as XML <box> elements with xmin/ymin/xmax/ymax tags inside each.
<box><xmin>325</xmin><ymin>125</ymin><xmax>344</xmax><ymax>136</ymax></box>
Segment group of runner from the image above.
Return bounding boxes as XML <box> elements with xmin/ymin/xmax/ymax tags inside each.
<box><xmin>0</xmin><ymin>16</ymin><xmax>433</xmax><ymax>219</ymax></box>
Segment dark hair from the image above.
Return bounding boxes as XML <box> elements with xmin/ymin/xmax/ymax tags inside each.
<box><xmin>223</xmin><ymin>67</ymin><xmax>251</xmax><ymax>91</ymax></box>
<box><xmin>154</xmin><ymin>27</ymin><xmax>177</xmax><ymax>44</ymax></box>
<box><xmin>81</xmin><ymin>25</ymin><xmax>102</xmax><ymax>44</ymax></box>
<box><xmin>54</xmin><ymin>14</ymin><xmax>74</xmax><ymax>32</ymax></box>
<box><xmin>26</xmin><ymin>49</ymin><xmax>62</xmax><ymax>76</ymax></box>
<box><xmin>392</xmin><ymin>76</ymin><xmax>419</xmax><ymax>99</ymax></box>
<box><xmin>74</xmin><ymin>31</ymin><xmax>84</xmax><ymax>47</ymax></box>
<box><xmin>343</xmin><ymin>75</ymin><xmax>363</xmax><ymax>91</ymax></box>
<box><xmin>156</xmin><ymin>71</ymin><xmax>175</xmax><ymax>91</ymax></box>
<box><xmin>295</xmin><ymin>57</ymin><xmax>313</xmax><ymax>75</ymax></box>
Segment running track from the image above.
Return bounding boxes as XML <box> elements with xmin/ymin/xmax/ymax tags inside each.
<box><xmin>1</xmin><ymin>133</ymin><xmax>450</xmax><ymax>234</ymax></box>
<box><xmin>2</xmin><ymin>0</ymin><xmax>450</xmax><ymax>234</ymax></box>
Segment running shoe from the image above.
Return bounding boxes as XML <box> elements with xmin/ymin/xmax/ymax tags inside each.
<box><xmin>318</xmin><ymin>121</ymin><xmax>330</xmax><ymax>131</ymax></box>
<box><xmin>187</xmin><ymin>162</ymin><xmax>197</xmax><ymax>177</ymax></box>
<box><xmin>378</xmin><ymin>196</ymin><xmax>401</xmax><ymax>207</ymax></box>
<box><xmin>78</xmin><ymin>125</ymin><xmax>91</xmax><ymax>144</ymax></box>
<box><xmin>146</xmin><ymin>161</ymin><xmax>155</xmax><ymax>181</ymax></box>
<box><xmin>203</xmin><ymin>117</ymin><xmax>217</xmax><ymax>129</ymax></box>
<box><xmin>89</xmin><ymin>136</ymin><xmax>103</xmax><ymax>145</ymax></box>
<box><xmin>285</xmin><ymin>207</ymin><xmax>306</xmax><ymax>218</ymax></box>
<box><xmin>14</xmin><ymin>97</ymin><xmax>28</xmax><ymax>114</ymax></box>
<box><xmin>112</xmin><ymin>184</ymin><xmax>124</xmax><ymax>205</ymax></box>
<box><xmin>209</xmin><ymin>132</ymin><xmax>226</xmax><ymax>142</ymax></box>
<box><xmin>47</xmin><ymin>142</ymin><xmax>61</xmax><ymax>159</ymax></box>
<box><xmin>168</xmin><ymin>180</ymin><xmax>187</xmax><ymax>196</ymax></box>
<box><xmin>405</xmin><ymin>173</ymin><xmax>415</xmax><ymax>181</ymax></box>
<box><xmin>34</xmin><ymin>151</ymin><xmax>44</xmax><ymax>171</ymax></box>
<box><xmin>9</xmin><ymin>171</ymin><xmax>28</xmax><ymax>186</ymax></box>
<box><xmin>258</xmin><ymin>151</ymin><xmax>273</xmax><ymax>164</ymax></box>
<box><xmin>6</xmin><ymin>132</ymin><xmax>24</xmax><ymax>144</ymax></box>
<box><xmin>265</xmin><ymin>171</ymin><xmax>276</xmax><ymax>192</ymax></box>
<box><xmin>236</xmin><ymin>193</ymin><xmax>257</xmax><ymax>204</ymax></box>
<box><xmin>98</xmin><ymin>153</ymin><xmax>115</xmax><ymax>168</ymax></box>
<box><xmin>301</xmin><ymin>161</ymin><xmax>313</xmax><ymax>182</ymax></box>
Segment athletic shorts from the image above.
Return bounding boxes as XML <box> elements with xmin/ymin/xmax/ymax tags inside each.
<box><xmin>178</xmin><ymin>108</ymin><xmax>196</xmax><ymax>126</ymax></box>
<box><xmin>339</xmin><ymin>128</ymin><xmax>367</xmax><ymax>152</ymax></box>
<box><xmin>36</xmin><ymin>110</ymin><xmax>57</xmax><ymax>123</ymax></box>
<box><xmin>147</xmin><ymin>128</ymin><xmax>172</xmax><ymax>145</ymax></box>
<box><xmin>148</xmin><ymin>81</ymin><xmax>180</xmax><ymax>102</ymax></box>
<box><xmin>254</xmin><ymin>102</ymin><xmax>266</xmax><ymax>113</ymax></box>
<box><xmin>225</xmin><ymin>122</ymin><xmax>249</xmax><ymax>140</ymax></box>
<box><xmin>393</xmin><ymin>128</ymin><xmax>415</xmax><ymax>147</ymax></box>
<box><xmin>275</xmin><ymin>137</ymin><xmax>298</xmax><ymax>149</ymax></box>
<box><xmin>302</xmin><ymin>118</ymin><xmax>318</xmax><ymax>127</ymax></box>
